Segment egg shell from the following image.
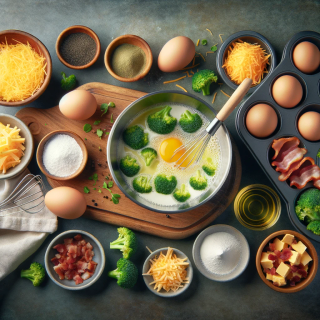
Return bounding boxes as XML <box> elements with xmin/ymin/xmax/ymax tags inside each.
<box><xmin>293</xmin><ymin>41</ymin><xmax>320</xmax><ymax>74</ymax></box>
<box><xmin>272</xmin><ymin>75</ymin><xmax>303</xmax><ymax>109</ymax></box>
<box><xmin>298</xmin><ymin>111</ymin><xmax>320</xmax><ymax>141</ymax></box>
<box><xmin>158</xmin><ymin>36</ymin><xmax>195</xmax><ymax>72</ymax></box>
<box><xmin>59</xmin><ymin>90</ymin><xmax>97</xmax><ymax>120</ymax></box>
<box><xmin>45</xmin><ymin>187</ymin><xmax>87</xmax><ymax>219</ymax></box>
<box><xmin>246</xmin><ymin>103</ymin><xmax>278</xmax><ymax>138</ymax></box>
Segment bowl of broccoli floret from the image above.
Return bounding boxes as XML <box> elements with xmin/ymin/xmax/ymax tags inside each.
<box><xmin>107</xmin><ymin>91</ymin><xmax>233</xmax><ymax>214</ymax></box>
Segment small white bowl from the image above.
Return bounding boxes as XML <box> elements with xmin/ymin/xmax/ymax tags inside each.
<box><xmin>45</xmin><ymin>230</ymin><xmax>105</xmax><ymax>290</ymax></box>
<box><xmin>0</xmin><ymin>114</ymin><xmax>34</xmax><ymax>180</ymax></box>
<box><xmin>142</xmin><ymin>247</ymin><xmax>193</xmax><ymax>298</ymax></box>
<box><xmin>192</xmin><ymin>224</ymin><xmax>250</xmax><ymax>281</ymax></box>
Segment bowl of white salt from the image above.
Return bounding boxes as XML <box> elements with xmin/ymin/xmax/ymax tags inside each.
<box><xmin>36</xmin><ymin>130</ymin><xmax>88</xmax><ymax>181</ymax></box>
<box><xmin>192</xmin><ymin>224</ymin><xmax>250</xmax><ymax>281</ymax></box>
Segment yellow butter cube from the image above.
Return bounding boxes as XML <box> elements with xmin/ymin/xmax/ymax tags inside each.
<box><xmin>300</xmin><ymin>251</ymin><xmax>312</xmax><ymax>266</ymax></box>
<box><xmin>282</xmin><ymin>234</ymin><xmax>295</xmax><ymax>245</ymax></box>
<box><xmin>291</xmin><ymin>241</ymin><xmax>307</xmax><ymax>255</ymax></box>
<box><xmin>276</xmin><ymin>262</ymin><xmax>291</xmax><ymax>278</ymax></box>
<box><xmin>273</xmin><ymin>275</ymin><xmax>287</xmax><ymax>286</ymax></box>
<box><xmin>266</xmin><ymin>273</ymin><xmax>273</xmax><ymax>281</ymax></box>
<box><xmin>288</xmin><ymin>250</ymin><xmax>301</xmax><ymax>265</ymax></box>
<box><xmin>273</xmin><ymin>238</ymin><xmax>285</xmax><ymax>251</ymax></box>
<box><xmin>283</xmin><ymin>243</ymin><xmax>289</xmax><ymax>250</ymax></box>
<box><xmin>261</xmin><ymin>252</ymin><xmax>273</xmax><ymax>269</ymax></box>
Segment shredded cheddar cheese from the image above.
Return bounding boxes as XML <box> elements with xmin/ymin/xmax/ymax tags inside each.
<box><xmin>206</xmin><ymin>51</ymin><xmax>215</xmax><ymax>56</ymax></box>
<box><xmin>196</xmin><ymin>52</ymin><xmax>206</xmax><ymax>62</ymax></box>
<box><xmin>163</xmin><ymin>76</ymin><xmax>186</xmax><ymax>84</ymax></box>
<box><xmin>143</xmin><ymin>247</ymin><xmax>189</xmax><ymax>292</ymax></box>
<box><xmin>196</xmin><ymin>39</ymin><xmax>200</xmax><ymax>46</ymax></box>
<box><xmin>222</xmin><ymin>41</ymin><xmax>270</xmax><ymax>85</ymax></box>
<box><xmin>181</xmin><ymin>63</ymin><xmax>200</xmax><ymax>71</ymax></box>
<box><xmin>0</xmin><ymin>123</ymin><xmax>25</xmax><ymax>173</ymax></box>
<box><xmin>221</xmin><ymin>90</ymin><xmax>231</xmax><ymax>98</ymax></box>
<box><xmin>206</xmin><ymin>28</ymin><xmax>213</xmax><ymax>36</ymax></box>
<box><xmin>183</xmin><ymin>71</ymin><xmax>192</xmax><ymax>78</ymax></box>
<box><xmin>190</xmin><ymin>70</ymin><xmax>194</xmax><ymax>75</ymax></box>
<box><xmin>212</xmin><ymin>92</ymin><xmax>217</xmax><ymax>104</ymax></box>
<box><xmin>176</xmin><ymin>84</ymin><xmax>187</xmax><ymax>92</ymax></box>
<box><xmin>0</xmin><ymin>41</ymin><xmax>46</xmax><ymax>102</ymax></box>
<box><xmin>219</xmin><ymin>34</ymin><xmax>224</xmax><ymax>43</ymax></box>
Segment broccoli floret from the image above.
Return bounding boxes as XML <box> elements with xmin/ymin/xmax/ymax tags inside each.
<box><xmin>179</xmin><ymin>110</ymin><xmax>203</xmax><ymax>133</ymax></box>
<box><xmin>123</xmin><ymin>125</ymin><xmax>149</xmax><ymax>150</ymax></box>
<box><xmin>192</xmin><ymin>69</ymin><xmax>218</xmax><ymax>96</ymax></box>
<box><xmin>110</xmin><ymin>227</ymin><xmax>138</xmax><ymax>259</ymax></box>
<box><xmin>108</xmin><ymin>258</ymin><xmax>138</xmax><ymax>289</ymax></box>
<box><xmin>147</xmin><ymin>106</ymin><xmax>177</xmax><ymax>134</ymax></box>
<box><xmin>61</xmin><ymin>72</ymin><xmax>76</xmax><ymax>91</ymax></box>
<box><xmin>190</xmin><ymin>170</ymin><xmax>208</xmax><ymax>190</ymax></box>
<box><xmin>132</xmin><ymin>175</ymin><xmax>152</xmax><ymax>193</ymax></box>
<box><xmin>141</xmin><ymin>147</ymin><xmax>157</xmax><ymax>166</ymax></box>
<box><xmin>173</xmin><ymin>184</ymin><xmax>191</xmax><ymax>202</ymax></box>
<box><xmin>202</xmin><ymin>158</ymin><xmax>216</xmax><ymax>176</ymax></box>
<box><xmin>295</xmin><ymin>188</ymin><xmax>320</xmax><ymax>224</ymax></box>
<box><xmin>307</xmin><ymin>221</ymin><xmax>320</xmax><ymax>235</ymax></box>
<box><xmin>154</xmin><ymin>174</ymin><xmax>177</xmax><ymax>194</ymax></box>
<box><xmin>120</xmin><ymin>155</ymin><xmax>140</xmax><ymax>177</ymax></box>
<box><xmin>20</xmin><ymin>262</ymin><xmax>45</xmax><ymax>287</ymax></box>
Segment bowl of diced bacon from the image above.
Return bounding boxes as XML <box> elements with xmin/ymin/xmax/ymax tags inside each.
<box><xmin>45</xmin><ymin>230</ymin><xmax>105</xmax><ymax>290</ymax></box>
<box><xmin>256</xmin><ymin>230</ymin><xmax>318</xmax><ymax>293</ymax></box>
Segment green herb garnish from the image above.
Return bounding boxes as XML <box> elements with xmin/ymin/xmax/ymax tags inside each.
<box><xmin>89</xmin><ymin>173</ymin><xmax>99</xmax><ymax>182</ymax></box>
<box><xmin>97</xmin><ymin>129</ymin><xmax>103</xmax><ymax>139</ymax></box>
<box><xmin>105</xmin><ymin>132</ymin><xmax>109</xmax><ymax>136</ymax></box>
<box><xmin>94</xmin><ymin>120</ymin><xmax>101</xmax><ymax>125</ymax></box>
<box><xmin>317</xmin><ymin>149</ymin><xmax>320</xmax><ymax>158</ymax></box>
<box><xmin>84</xmin><ymin>186</ymin><xmax>90</xmax><ymax>194</ymax></box>
<box><xmin>110</xmin><ymin>114</ymin><xmax>114</xmax><ymax>123</ymax></box>
<box><xmin>93</xmin><ymin>188</ymin><xmax>96</xmax><ymax>190</ymax></box>
<box><xmin>83</xmin><ymin>124</ymin><xmax>92</xmax><ymax>133</ymax></box>
<box><xmin>210</xmin><ymin>45</ymin><xmax>217</xmax><ymax>52</ymax></box>
<box><xmin>101</xmin><ymin>102</ymin><xmax>116</xmax><ymax>117</ymax></box>
<box><xmin>108</xmin><ymin>181</ymin><xmax>114</xmax><ymax>188</ymax></box>
<box><xmin>202</xmin><ymin>39</ymin><xmax>207</xmax><ymax>45</ymax></box>
<box><xmin>61</xmin><ymin>72</ymin><xmax>77</xmax><ymax>91</ymax></box>
<box><xmin>98</xmin><ymin>189</ymin><xmax>102</xmax><ymax>193</ymax></box>
<box><xmin>103</xmin><ymin>181</ymin><xmax>120</xmax><ymax>204</ymax></box>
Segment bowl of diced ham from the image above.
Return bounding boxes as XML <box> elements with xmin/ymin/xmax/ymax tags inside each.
<box><xmin>45</xmin><ymin>230</ymin><xmax>105</xmax><ymax>290</ymax></box>
<box><xmin>256</xmin><ymin>230</ymin><xmax>318</xmax><ymax>293</ymax></box>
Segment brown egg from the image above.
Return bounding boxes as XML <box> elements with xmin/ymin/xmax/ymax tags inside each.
<box><xmin>158</xmin><ymin>36</ymin><xmax>195</xmax><ymax>72</ymax></box>
<box><xmin>45</xmin><ymin>187</ymin><xmax>87</xmax><ymax>219</ymax></box>
<box><xmin>246</xmin><ymin>104</ymin><xmax>278</xmax><ymax>138</ymax></box>
<box><xmin>293</xmin><ymin>41</ymin><xmax>320</xmax><ymax>74</ymax></box>
<box><xmin>59</xmin><ymin>90</ymin><xmax>97</xmax><ymax>120</ymax></box>
<box><xmin>272</xmin><ymin>75</ymin><xmax>303</xmax><ymax>108</ymax></box>
<box><xmin>298</xmin><ymin>111</ymin><xmax>320</xmax><ymax>141</ymax></box>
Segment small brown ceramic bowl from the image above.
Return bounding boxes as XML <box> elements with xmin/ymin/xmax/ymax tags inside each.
<box><xmin>36</xmin><ymin>130</ymin><xmax>88</xmax><ymax>181</ymax></box>
<box><xmin>104</xmin><ymin>34</ymin><xmax>153</xmax><ymax>82</ymax></box>
<box><xmin>56</xmin><ymin>25</ymin><xmax>100</xmax><ymax>69</ymax></box>
<box><xmin>256</xmin><ymin>230</ymin><xmax>318</xmax><ymax>293</ymax></box>
<box><xmin>0</xmin><ymin>30</ymin><xmax>52</xmax><ymax>107</ymax></box>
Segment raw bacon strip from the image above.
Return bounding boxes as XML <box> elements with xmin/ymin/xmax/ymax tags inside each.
<box><xmin>278</xmin><ymin>157</ymin><xmax>315</xmax><ymax>181</ymax></box>
<box><xmin>290</xmin><ymin>165</ymin><xmax>320</xmax><ymax>189</ymax></box>
<box><xmin>271</xmin><ymin>137</ymin><xmax>300</xmax><ymax>160</ymax></box>
<box><xmin>272</xmin><ymin>146</ymin><xmax>307</xmax><ymax>172</ymax></box>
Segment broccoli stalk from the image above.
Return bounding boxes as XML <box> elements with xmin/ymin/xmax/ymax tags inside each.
<box><xmin>192</xmin><ymin>69</ymin><xmax>218</xmax><ymax>96</ymax></box>
<box><xmin>20</xmin><ymin>262</ymin><xmax>45</xmax><ymax>287</ymax></box>
<box><xmin>154</xmin><ymin>174</ymin><xmax>177</xmax><ymax>194</ymax></box>
<box><xmin>179</xmin><ymin>110</ymin><xmax>203</xmax><ymax>133</ymax></box>
<box><xmin>189</xmin><ymin>170</ymin><xmax>208</xmax><ymax>190</ymax></box>
<box><xmin>132</xmin><ymin>175</ymin><xmax>152</xmax><ymax>193</ymax></box>
<box><xmin>61</xmin><ymin>72</ymin><xmax>77</xmax><ymax>91</ymax></box>
<box><xmin>295</xmin><ymin>188</ymin><xmax>320</xmax><ymax>224</ymax></box>
<box><xmin>147</xmin><ymin>106</ymin><xmax>177</xmax><ymax>134</ymax></box>
<box><xmin>120</xmin><ymin>155</ymin><xmax>140</xmax><ymax>177</ymax></box>
<box><xmin>123</xmin><ymin>125</ymin><xmax>149</xmax><ymax>150</ymax></box>
<box><xmin>110</xmin><ymin>227</ymin><xmax>138</xmax><ymax>259</ymax></box>
<box><xmin>307</xmin><ymin>221</ymin><xmax>320</xmax><ymax>235</ymax></box>
<box><xmin>108</xmin><ymin>258</ymin><xmax>138</xmax><ymax>289</ymax></box>
<box><xmin>202</xmin><ymin>158</ymin><xmax>216</xmax><ymax>176</ymax></box>
<box><xmin>173</xmin><ymin>184</ymin><xmax>191</xmax><ymax>202</ymax></box>
<box><xmin>141</xmin><ymin>148</ymin><xmax>157</xmax><ymax>166</ymax></box>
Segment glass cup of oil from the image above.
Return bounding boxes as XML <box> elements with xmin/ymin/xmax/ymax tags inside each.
<box><xmin>234</xmin><ymin>184</ymin><xmax>281</xmax><ymax>230</ymax></box>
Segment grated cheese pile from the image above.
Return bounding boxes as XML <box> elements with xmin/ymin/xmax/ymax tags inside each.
<box><xmin>143</xmin><ymin>247</ymin><xmax>189</xmax><ymax>292</ymax></box>
<box><xmin>222</xmin><ymin>41</ymin><xmax>270</xmax><ymax>85</ymax></box>
<box><xmin>0</xmin><ymin>123</ymin><xmax>25</xmax><ymax>173</ymax></box>
<box><xmin>0</xmin><ymin>41</ymin><xmax>46</xmax><ymax>102</ymax></box>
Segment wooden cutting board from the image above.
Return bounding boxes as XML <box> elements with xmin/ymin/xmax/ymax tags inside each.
<box><xmin>16</xmin><ymin>82</ymin><xmax>241</xmax><ymax>239</ymax></box>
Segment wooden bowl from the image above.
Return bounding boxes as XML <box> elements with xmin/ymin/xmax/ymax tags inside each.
<box><xmin>104</xmin><ymin>34</ymin><xmax>153</xmax><ymax>82</ymax></box>
<box><xmin>36</xmin><ymin>130</ymin><xmax>88</xmax><ymax>181</ymax></box>
<box><xmin>0</xmin><ymin>30</ymin><xmax>52</xmax><ymax>107</ymax></box>
<box><xmin>56</xmin><ymin>25</ymin><xmax>100</xmax><ymax>69</ymax></box>
<box><xmin>256</xmin><ymin>230</ymin><xmax>318</xmax><ymax>293</ymax></box>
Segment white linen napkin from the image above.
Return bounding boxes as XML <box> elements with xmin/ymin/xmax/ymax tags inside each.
<box><xmin>0</xmin><ymin>170</ymin><xmax>58</xmax><ymax>280</ymax></box>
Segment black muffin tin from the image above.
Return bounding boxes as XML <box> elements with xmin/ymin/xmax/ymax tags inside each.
<box><xmin>236</xmin><ymin>31</ymin><xmax>320</xmax><ymax>242</ymax></box>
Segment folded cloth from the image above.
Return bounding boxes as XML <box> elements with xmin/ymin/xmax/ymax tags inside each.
<box><xmin>0</xmin><ymin>169</ymin><xmax>58</xmax><ymax>280</ymax></box>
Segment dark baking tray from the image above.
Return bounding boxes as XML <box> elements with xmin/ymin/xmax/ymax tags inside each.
<box><xmin>235</xmin><ymin>31</ymin><xmax>320</xmax><ymax>242</ymax></box>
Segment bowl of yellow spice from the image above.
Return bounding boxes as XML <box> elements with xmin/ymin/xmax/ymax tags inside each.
<box><xmin>105</xmin><ymin>34</ymin><xmax>153</xmax><ymax>82</ymax></box>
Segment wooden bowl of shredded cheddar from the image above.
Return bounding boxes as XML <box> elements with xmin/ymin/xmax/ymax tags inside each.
<box><xmin>0</xmin><ymin>30</ymin><xmax>52</xmax><ymax>107</ymax></box>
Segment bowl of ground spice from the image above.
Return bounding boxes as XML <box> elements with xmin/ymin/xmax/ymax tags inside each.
<box><xmin>56</xmin><ymin>25</ymin><xmax>100</xmax><ymax>70</ymax></box>
<box><xmin>105</xmin><ymin>34</ymin><xmax>153</xmax><ymax>82</ymax></box>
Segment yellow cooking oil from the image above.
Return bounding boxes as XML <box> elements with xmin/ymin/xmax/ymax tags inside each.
<box><xmin>234</xmin><ymin>184</ymin><xmax>281</xmax><ymax>230</ymax></box>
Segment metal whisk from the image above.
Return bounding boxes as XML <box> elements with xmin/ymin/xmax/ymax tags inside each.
<box><xmin>0</xmin><ymin>174</ymin><xmax>46</xmax><ymax>216</ymax></box>
<box><xmin>171</xmin><ymin>78</ymin><xmax>252</xmax><ymax>169</ymax></box>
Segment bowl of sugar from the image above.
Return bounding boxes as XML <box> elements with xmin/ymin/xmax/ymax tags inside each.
<box><xmin>36</xmin><ymin>130</ymin><xmax>88</xmax><ymax>181</ymax></box>
<box><xmin>192</xmin><ymin>224</ymin><xmax>250</xmax><ymax>281</ymax></box>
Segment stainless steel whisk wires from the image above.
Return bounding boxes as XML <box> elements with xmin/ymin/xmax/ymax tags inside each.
<box><xmin>171</xmin><ymin>78</ymin><xmax>253</xmax><ymax>169</ymax></box>
<box><xmin>0</xmin><ymin>174</ymin><xmax>46</xmax><ymax>216</ymax></box>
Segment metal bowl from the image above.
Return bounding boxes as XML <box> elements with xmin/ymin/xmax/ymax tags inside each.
<box><xmin>107</xmin><ymin>91</ymin><xmax>232</xmax><ymax>213</ymax></box>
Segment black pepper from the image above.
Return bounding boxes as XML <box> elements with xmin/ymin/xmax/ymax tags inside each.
<box><xmin>94</xmin><ymin>203</ymin><xmax>98</xmax><ymax>206</ymax></box>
